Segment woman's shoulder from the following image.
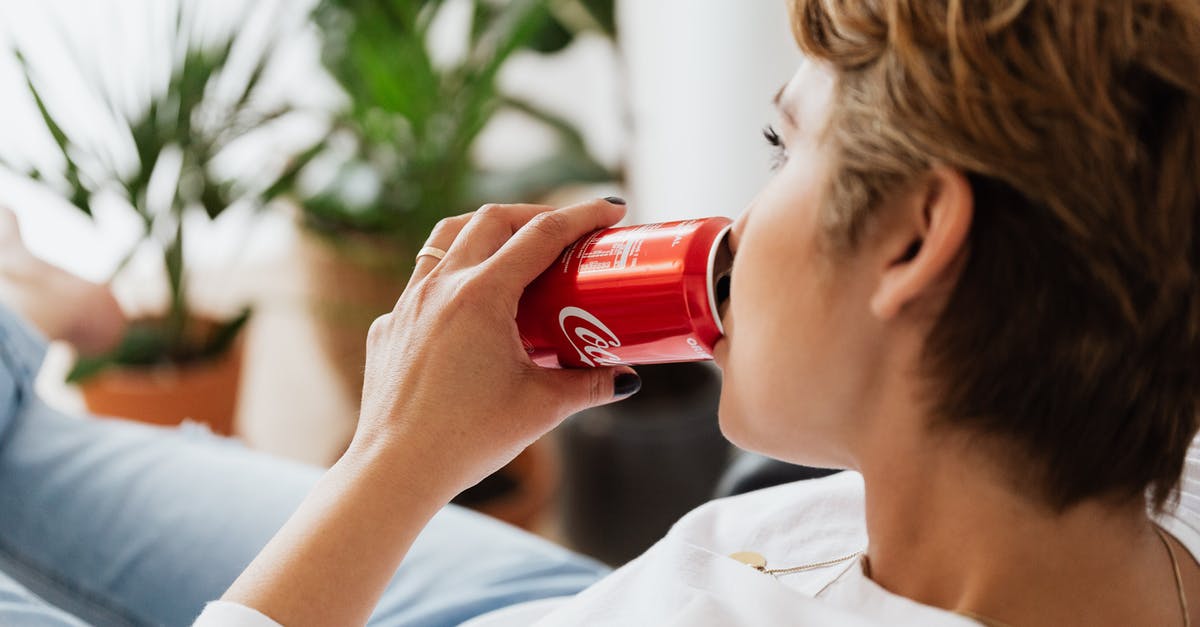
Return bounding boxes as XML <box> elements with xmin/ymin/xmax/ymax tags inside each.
<box><xmin>666</xmin><ymin>470</ymin><xmax>867</xmax><ymax>560</ymax></box>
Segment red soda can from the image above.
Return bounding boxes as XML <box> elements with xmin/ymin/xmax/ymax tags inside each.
<box><xmin>516</xmin><ymin>217</ymin><xmax>734</xmax><ymax>368</ymax></box>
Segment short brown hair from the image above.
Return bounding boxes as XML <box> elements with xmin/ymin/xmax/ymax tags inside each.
<box><xmin>791</xmin><ymin>0</ymin><xmax>1200</xmax><ymax>511</ymax></box>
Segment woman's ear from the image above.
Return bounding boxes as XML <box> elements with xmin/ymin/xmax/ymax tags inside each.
<box><xmin>870</xmin><ymin>166</ymin><xmax>973</xmax><ymax>321</ymax></box>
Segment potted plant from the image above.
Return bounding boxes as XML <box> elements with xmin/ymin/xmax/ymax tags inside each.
<box><xmin>2</xmin><ymin>2</ymin><xmax>321</xmax><ymax>435</ymax></box>
<box><xmin>299</xmin><ymin>0</ymin><xmax>620</xmax><ymax>401</ymax></box>
<box><xmin>295</xmin><ymin>0</ymin><xmax>619</xmax><ymax>528</ymax></box>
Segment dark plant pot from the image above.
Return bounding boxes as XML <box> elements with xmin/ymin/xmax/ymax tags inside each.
<box><xmin>557</xmin><ymin>362</ymin><xmax>730</xmax><ymax>566</ymax></box>
<box><xmin>79</xmin><ymin>319</ymin><xmax>246</xmax><ymax>436</ymax></box>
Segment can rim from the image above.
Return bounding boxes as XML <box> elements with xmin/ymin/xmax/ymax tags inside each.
<box><xmin>706</xmin><ymin>224</ymin><xmax>733</xmax><ymax>337</ymax></box>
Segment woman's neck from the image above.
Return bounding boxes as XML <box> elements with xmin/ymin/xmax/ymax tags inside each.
<box><xmin>857</xmin><ymin>431</ymin><xmax>1191</xmax><ymax>626</ymax></box>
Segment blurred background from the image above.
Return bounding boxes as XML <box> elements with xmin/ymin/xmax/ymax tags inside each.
<box><xmin>0</xmin><ymin>0</ymin><xmax>797</xmax><ymax>565</ymax></box>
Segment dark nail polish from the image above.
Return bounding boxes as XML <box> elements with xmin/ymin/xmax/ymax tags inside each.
<box><xmin>613</xmin><ymin>372</ymin><xmax>641</xmax><ymax>398</ymax></box>
<box><xmin>603</xmin><ymin>196</ymin><xmax>626</xmax><ymax>205</ymax></box>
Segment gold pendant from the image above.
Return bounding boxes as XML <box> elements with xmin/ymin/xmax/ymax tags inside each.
<box><xmin>729</xmin><ymin>551</ymin><xmax>767</xmax><ymax>571</ymax></box>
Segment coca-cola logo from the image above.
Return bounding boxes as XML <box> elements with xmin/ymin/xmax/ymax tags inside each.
<box><xmin>558</xmin><ymin>306</ymin><xmax>624</xmax><ymax>366</ymax></box>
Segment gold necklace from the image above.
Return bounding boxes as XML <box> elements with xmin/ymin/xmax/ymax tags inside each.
<box><xmin>729</xmin><ymin>549</ymin><xmax>863</xmax><ymax>577</ymax></box>
<box><xmin>955</xmin><ymin>608</ymin><xmax>1013</xmax><ymax>627</ymax></box>
<box><xmin>731</xmin><ymin>525</ymin><xmax>1189</xmax><ymax>626</ymax></box>
<box><xmin>1158</xmin><ymin>525</ymin><xmax>1191</xmax><ymax>627</ymax></box>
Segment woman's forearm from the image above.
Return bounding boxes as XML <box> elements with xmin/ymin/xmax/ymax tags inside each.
<box><xmin>221</xmin><ymin>437</ymin><xmax>451</xmax><ymax>626</ymax></box>
<box><xmin>218</xmin><ymin>200</ymin><xmax>629</xmax><ymax>625</ymax></box>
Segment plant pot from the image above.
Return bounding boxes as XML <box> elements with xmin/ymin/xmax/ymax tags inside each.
<box><xmin>297</xmin><ymin>223</ymin><xmax>412</xmax><ymax>404</ymax></box>
<box><xmin>557</xmin><ymin>362</ymin><xmax>730</xmax><ymax>565</ymax></box>
<box><xmin>79</xmin><ymin>325</ymin><xmax>246</xmax><ymax>436</ymax></box>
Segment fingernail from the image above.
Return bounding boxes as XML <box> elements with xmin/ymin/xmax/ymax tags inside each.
<box><xmin>613</xmin><ymin>372</ymin><xmax>641</xmax><ymax>398</ymax></box>
<box><xmin>603</xmin><ymin>196</ymin><xmax>626</xmax><ymax>205</ymax></box>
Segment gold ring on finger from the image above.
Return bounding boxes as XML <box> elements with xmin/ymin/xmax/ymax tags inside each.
<box><xmin>415</xmin><ymin>246</ymin><xmax>448</xmax><ymax>263</ymax></box>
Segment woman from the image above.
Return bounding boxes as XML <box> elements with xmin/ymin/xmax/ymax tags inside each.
<box><xmin>1</xmin><ymin>0</ymin><xmax>1195</xmax><ymax>624</ymax></box>
<box><xmin>202</xmin><ymin>0</ymin><xmax>1200</xmax><ymax>625</ymax></box>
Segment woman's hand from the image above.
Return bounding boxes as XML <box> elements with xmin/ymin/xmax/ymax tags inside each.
<box><xmin>222</xmin><ymin>199</ymin><xmax>638</xmax><ymax>626</ymax></box>
<box><xmin>353</xmin><ymin>197</ymin><xmax>638</xmax><ymax>502</ymax></box>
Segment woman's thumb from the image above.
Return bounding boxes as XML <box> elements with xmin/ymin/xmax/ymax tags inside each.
<box><xmin>546</xmin><ymin>366</ymin><xmax>642</xmax><ymax>414</ymax></box>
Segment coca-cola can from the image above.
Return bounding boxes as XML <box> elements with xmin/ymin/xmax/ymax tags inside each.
<box><xmin>516</xmin><ymin>217</ymin><xmax>734</xmax><ymax>368</ymax></box>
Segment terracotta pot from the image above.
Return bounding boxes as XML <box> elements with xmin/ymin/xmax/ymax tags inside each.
<box><xmin>297</xmin><ymin>224</ymin><xmax>411</xmax><ymax>403</ymax></box>
<box><xmin>79</xmin><ymin>329</ymin><xmax>245</xmax><ymax>436</ymax></box>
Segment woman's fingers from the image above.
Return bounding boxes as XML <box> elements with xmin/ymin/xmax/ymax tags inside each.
<box><xmin>484</xmin><ymin>198</ymin><xmax>627</xmax><ymax>294</ymax></box>
<box><xmin>535</xmin><ymin>364</ymin><xmax>641</xmax><ymax>417</ymax></box>
<box><xmin>409</xmin><ymin>203</ymin><xmax>555</xmax><ymax>285</ymax></box>
<box><xmin>440</xmin><ymin>203</ymin><xmax>555</xmax><ymax>270</ymax></box>
<box><xmin>407</xmin><ymin>213</ymin><xmax>472</xmax><ymax>288</ymax></box>
<box><xmin>407</xmin><ymin>197</ymin><xmax>625</xmax><ymax>307</ymax></box>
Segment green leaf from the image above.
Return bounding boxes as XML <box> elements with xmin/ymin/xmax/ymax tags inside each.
<box><xmin>470</xmin><ymin>1</ymin><xmax>500</xmax><ymax>44</ymax></box>
<box><xmin>261</xmin><ymin>140</ymin><xmax>328</xmax><ymax>204</ymax></box>
<box><xmin>198</xmin><ymin>176</ymin><xmax>236</xmax><ymax>220</ymax></box>
<box><xmin>200</xmin><ymin>308</ymin><xmax>252</xmax><ymax>362</ymax></box>
<box><xmin>502</xmin><ymin>96</ymin><xmax>588</xmax><ymax>150</ymax></box>
<box><xmin>65</xmin><ymin>355</ymin><xmax>112</xmax><ymax>383</ymax></box>
<box><xmin>305</xmin><ymin>0</ymin><xmax>617</xmax><ymax>244</ymax></box>
<box><xmin>580</xmin><ymin>0</ymin><xmax>616</xmax><ymax>37</ymax></box>
<box><xmin>66</xmin><ymin>308</ymin><xmax>252</xmax><ymax>383</ymax></box>
<box><xmin>164</xmin><ymin>218</ymin><xmax>187</xmax><ymax>348</ymax></box>
<box><xmin>469</xmin><ymin>146</ymin><xmax>614</xmax><ymax>204</ymax></box>
<box><xmin>66</xmin><ymin>323</ymin><xmax>170</xmax><ymax>382</ymax></box>
<box><xmin>14</xmin><ymin>50</ymin><xmax>94</xmax><ymax>217</ymax></box>
<box><xmin>467</xmin><ymin>0</ymin><xmax>552</xmax><ymax>78</ymax></box>
<box><xmin>527</xmin><ymin>11</ymin><xmax>573</xmax><ymax>53</ymax></box>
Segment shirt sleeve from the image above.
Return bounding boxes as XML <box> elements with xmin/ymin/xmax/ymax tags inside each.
<box><xmin>1156</xmin><ymin>434</ymin><xmax>1200</xmax><ymax>562</ymax></box>
<box><xmin>193</xmin><ymin>601</ymin><xmax>282</xmax><ymax>627</ymax></box>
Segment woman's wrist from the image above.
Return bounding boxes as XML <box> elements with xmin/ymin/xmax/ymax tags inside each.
<box><xmin>341</xmin><ymin>423</ymin><xmax>463</xmax><ymax>511</ymax></box>
<box><xmin>222</xmin><ymin>428</ymin><xmax>453</xmax><ymax>626</ymax></box>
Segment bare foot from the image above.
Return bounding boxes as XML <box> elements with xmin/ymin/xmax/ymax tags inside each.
<box><xmin>0</xmin><ymin>208</ymin><xmax>126</xmax><ymax>356</ymax></box>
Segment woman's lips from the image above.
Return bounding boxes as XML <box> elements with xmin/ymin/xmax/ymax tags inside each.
<box><xmin>713</xmin><ymin>315</ymin><xmax>731</xmax><ymax>366</ymax></box>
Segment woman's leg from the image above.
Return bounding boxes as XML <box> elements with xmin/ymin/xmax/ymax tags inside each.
<box><xmin>0</xmin><ymin>567</ymin><xmax>89</xmax><ymax>627</ymax></box>
<box><xmin>0</xmin><ymin>307</ymin><xmax>607</xmax><ymax>626</ymax></box>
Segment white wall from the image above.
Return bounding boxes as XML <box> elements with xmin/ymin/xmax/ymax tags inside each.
<box><xmin>619</xmin><ymin>0</ymin><xmax>800</xmax><ymax>223</ymax></box>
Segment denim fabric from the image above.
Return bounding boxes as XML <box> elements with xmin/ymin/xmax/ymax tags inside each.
<box><xmin>0</xmin><ymin>304</ymin><xmax>46</xmax><ymax>441</ymax></box>
<box><xmin>0</xmin><ymin>568</ymin><xmax>88</xmax><ymax>627</ymax></box>
<box><xmin>0</xmin><ymin>304</ymin><xmax>606</xmax><ymax>626</ymax></box>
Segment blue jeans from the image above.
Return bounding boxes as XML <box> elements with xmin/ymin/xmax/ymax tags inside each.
<box><xmin>0</xmin><ymin>305</ymin><xmax>607</xmax><ymax>626</ymax></box>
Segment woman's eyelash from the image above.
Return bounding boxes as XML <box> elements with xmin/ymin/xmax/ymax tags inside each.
<box><xmin>762</xmin><ymin>125</ymin><xmax>787</xmax><ymax>170</ymax></box>
<box><xmin>762</xmin><ymin>125</ymin><xmax>783</xmax><ymax>147</ymax></box>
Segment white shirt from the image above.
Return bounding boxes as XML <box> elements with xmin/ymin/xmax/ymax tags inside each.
<box><xmin>197</xmin><ymin>442</ymin><xmax>1200</xmax><ymax>626</ymax></box>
